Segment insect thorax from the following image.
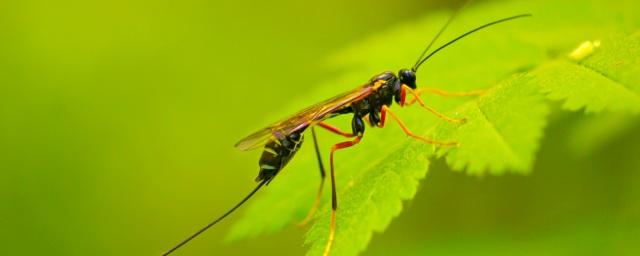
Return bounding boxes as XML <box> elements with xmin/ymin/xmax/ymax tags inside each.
<box><xmin>351</xmin><ymin>72</ymin><xmax>400</xmax><ymax>125</ymax></box>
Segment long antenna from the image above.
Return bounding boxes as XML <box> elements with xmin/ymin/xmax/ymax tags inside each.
<box><xmin>163</xmin><ymin>180</ymin><xmax>268</xmax><ymax>256</ymax></box>
<box><xmin>412</xmin><ymin>0</ymin><xmax>471</xmax><ymax>71</ymax></box>
<box><xmin>413</xmin><ymin>13</ymin><xmax>532</xmax><ymax>71</ymax></box>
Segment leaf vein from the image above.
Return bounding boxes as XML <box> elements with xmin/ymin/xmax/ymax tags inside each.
<box><xmin>474</xmin><ymin>101</ymin><xmax>522</xmax><ymax>164</ymax></box>
<box><xmin>574</xmin><ymin>61</ymin><xmax>640</xmax><ymax>101</ymax></box>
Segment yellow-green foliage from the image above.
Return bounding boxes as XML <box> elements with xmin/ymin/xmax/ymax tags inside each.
<box><xmin>228</xmin><ymin>0</ymin><xmax>640</xmax><ymax>255</ymax></box>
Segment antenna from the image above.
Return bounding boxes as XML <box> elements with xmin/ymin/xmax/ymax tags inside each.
<box><xmin>162</xmin><ymin>180</ymin><xmax>268</xmax><ymax>256</ymax></box>
<box><xmin>412</xmin><ymin>0</ymin><xmax>471</xmax><ymax>71</ymax></box>
<box><xmin>413</xmin><ymin>14</ymin><xmax>532</xmax><ymax>71</ymax></box>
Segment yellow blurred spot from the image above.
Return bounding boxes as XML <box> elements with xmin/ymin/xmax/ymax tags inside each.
<box><xmin>569</xmin><ymin>40</ymin><xmax>602</xmax><ymax>61</ymax></box>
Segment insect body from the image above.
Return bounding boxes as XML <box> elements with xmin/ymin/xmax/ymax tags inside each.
<box><xmin>163</xmin><ymin>9</ymin><xmax>531</xmax><ymax>256</ymax></box>
<box><xmin>246</xmin><ymin>68</ymin><xmax>441</xmax><ymax>186</ymax></box>
<box><xmin>255</xmin><ymin>131</ymin><xmax>304</xmax><ymax>183</ymax></box>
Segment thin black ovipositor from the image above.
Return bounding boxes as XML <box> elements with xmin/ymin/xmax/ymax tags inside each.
<box><xmin>163</xmin><ymin>7</ymin><xmax>530</xmax><ymax>255</ymax></box>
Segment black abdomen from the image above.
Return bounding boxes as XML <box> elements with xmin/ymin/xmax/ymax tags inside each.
<box><xmin>255</xmin><ymin>132</ymin><xmax>304</xmax><ymax>183</ymax></box>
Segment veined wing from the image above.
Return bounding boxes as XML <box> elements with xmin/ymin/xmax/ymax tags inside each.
<box><xmin>234</xmin><ymin>84</ymin><xmax>375</xmax><ymax>151</ymax></box>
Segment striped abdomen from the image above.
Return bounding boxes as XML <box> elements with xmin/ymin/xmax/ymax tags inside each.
<box><xmin>255</xmin><ymin>132</ymin><xmax>304</xmax><ymax>183</ymax></box>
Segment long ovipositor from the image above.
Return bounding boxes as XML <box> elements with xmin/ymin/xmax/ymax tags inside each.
<box><xmin>163</xmin><ymin>6</ymin><xmax>531</xmax><ymax>255</ymax></box>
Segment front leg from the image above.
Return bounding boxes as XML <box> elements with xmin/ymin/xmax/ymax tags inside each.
<box><xmin>400</xmin><ymin>84</ymin><xmax>466</xmax><ymax>124</ymax></box>
<box><xmin>405</xmin><ymin>87</ymin><xmax>485</xmax><ymax>106</ymax></box>
<box><xmin>381</xmin><ymin>105</ymin><xmax>458</xmax><ymax>146</ymax></box>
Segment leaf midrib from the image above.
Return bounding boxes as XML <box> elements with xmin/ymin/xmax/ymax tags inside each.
<box><xmin>475</xmin><ymin>100</ymin><xmax>523</xmax><ymax>165</ymax></box>
<box><xmin>574</xmin><ymin>60</ymin><xmax>640</xmax><ymax>101</ymax></box>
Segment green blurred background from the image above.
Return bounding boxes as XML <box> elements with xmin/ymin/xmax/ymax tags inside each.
<box><xmin>1</xmin><ymin>0</ymin><xmax>638</xmax><ymax>255</ymax></box>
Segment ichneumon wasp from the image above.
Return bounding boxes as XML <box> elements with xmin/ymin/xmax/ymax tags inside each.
<box><xmin>163</xmin><ymin>5</ymin><xmax>531</xmax><ymax>256</ymax></box>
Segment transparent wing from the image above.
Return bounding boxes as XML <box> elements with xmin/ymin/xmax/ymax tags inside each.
<box><xmin>234</xmin><ymin>84</ymin><xmax>375</xmax><ymax>151</ymax></box>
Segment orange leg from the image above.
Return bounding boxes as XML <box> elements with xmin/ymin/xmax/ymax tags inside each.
<box><xmin>323</xmin><ymin>136</ymin><xmax>362</xmax><ymax>256</ymax></box>
<box><xmin>300</xmin><ymin>123</ymin><xmax>353</xmax><ymax>227</ymax></box>
<box><xmin>382</xmin><ymin>105</ymin><xmax>458</xmax><ymax>146</ymax></box>
<box><xmin>317</xmin><ymin>121</ymin><xmax>354</xmax><ymax>138</ymax></box>
<box><xmin>401</xmin><ymin>85</ymin><xmax>466</xmax><ymax>124</ymax></box>
<box><xmin>405</xmin><ymin>87</ymin><xmax>485</xmax><ymax>106</ymax></box>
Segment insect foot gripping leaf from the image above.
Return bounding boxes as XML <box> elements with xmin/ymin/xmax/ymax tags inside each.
<box><xmin>431</xmin><ymin>74</ymin><xmax>550</xmax><ymax>175</ymax></box>
<box><xmin>430</xmin><ymin>33</ymin><xmax>640</xmax><ymax>176</ymax></box>
<box><xmin>305</xmin><ymin>143</ymin><xmax>429</xmax><ymax>256</ymax></box>
<box><xmin>228</xmin><ymin>1</ymin><xmax>640</xmax><ymax>256</ymax></box>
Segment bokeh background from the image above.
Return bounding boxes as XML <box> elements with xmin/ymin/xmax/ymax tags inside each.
<box><xmin>1</xmin><ymin>0</ymin><xmax>638</xmax><ymax>255</ymax></box>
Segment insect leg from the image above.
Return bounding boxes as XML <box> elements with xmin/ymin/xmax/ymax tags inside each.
<box><xmin>419</xmin><ymin>87</ymin><xmax>485</xmax><ymax>97</ymax></box>
<box><xmin>298</xmin><ymin>127</ymin><xmax>326</xmax><ymax>227</ymax></box>
<box><xmin>323</xmin><ymin>135</ymin><xmax>363</xmax><ymax>256</ymax></box>
<box><xmin>404</xmin><ymin>87</ymin><xmax>485</xmax><ymax>106</ymax></box>
<box><xmin>317</xmin><ymin>121</ymin><xmax>355</xmax><ymax>138</ymax></box>
<box><xmin>381</xmin><ymin>105</ymin><xmax>458</xmax><ymax>146</ymax></box>
<box><xmin>401</xmin><ymin>85</ymin><xmax>467</xmax><ymax>124</ymax></box>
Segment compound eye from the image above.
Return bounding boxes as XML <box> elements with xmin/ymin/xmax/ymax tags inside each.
<box><xmin>398</xmin><ymin>69</ymin><xmax>417</xmax><ymax>89</ymax></box>
<box><xmin>400</xmin><ymin>69</ymin><xmax>415</xmax><ymax>81</ymax></box>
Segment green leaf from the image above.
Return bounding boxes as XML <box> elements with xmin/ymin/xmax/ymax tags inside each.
<box><xmin>229</xmin><ymin>0</ymin><xmax>640</xmax><ymax>255</ymax></box>
<box><xmin>532</xmin><ymin>33</ymin><xmax>640</xmax><ymax>113</ymax></box>
<box><xmin>431</xmin><ymin>75</ymin><xmax>549</xmax><ymax>175</ymax></box>
<box><xmin>305</xmin><ymin>142</ymin><xmax>429</xmax><ymax>256</ymax></box>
